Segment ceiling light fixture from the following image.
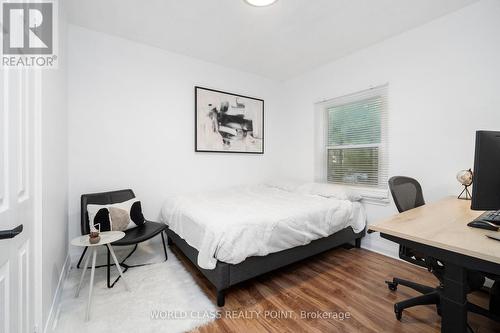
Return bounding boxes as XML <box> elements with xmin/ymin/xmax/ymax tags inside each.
<box><xmin>244</xmin><ymin>0</ymin><xmax>278</xmax><ymax>7</ymax></box>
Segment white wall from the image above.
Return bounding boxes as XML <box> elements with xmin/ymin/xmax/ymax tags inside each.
<box><xmin>41</xmin><ymin>0</ymin><xmax>69</xmax><ymax>330</ymax></box>
<box><xmin>281</xmin><ymin>0</ymin><xmax>500</xmax><ymax>257</ymax></box>
<box><xmin>67</xmin><ymin>0</ymin><xmax>500</xmax><ymax>260</ymax></box>
<box><xmin>67</xmin><ymin>26</ymin><xmax>284</xmax><ymax>256</ymax></box>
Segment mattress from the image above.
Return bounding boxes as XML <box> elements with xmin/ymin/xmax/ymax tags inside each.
<box><xmin>160</xmin><ymin>184</ymin><xmax>366</xmax><ymax>270</ymax></box>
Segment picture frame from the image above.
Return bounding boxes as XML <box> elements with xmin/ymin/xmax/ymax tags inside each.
<box><xmin>195</xmin><ymin>86</ymin><xmax>264</xmax><ymax>154</ymax></box>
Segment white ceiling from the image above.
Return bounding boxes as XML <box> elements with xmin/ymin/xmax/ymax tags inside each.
<box><xmin>67</xmin><ymin>0</ymin><xmax>478</xmax><ymax>81</ymax></box>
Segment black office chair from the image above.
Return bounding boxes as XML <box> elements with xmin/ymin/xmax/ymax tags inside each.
<box><xmin>386</xmin><ymin>176</ymin><xmax>487</xmax><ymax>321</ymax></box>
<box><xmin>77</xmin><ymin>189</ymin><xmax>168</xmax><ymax>288</ymax></box>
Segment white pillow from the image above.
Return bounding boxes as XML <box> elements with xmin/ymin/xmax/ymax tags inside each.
<box><xmin>264</xmin><ymin>179</ymin><xmax>304</xmax><ymax>192</ymax></box>
<box><xmin>87</xmin><ymin>198</ymin><xmax>145</xmax><ymax>232</ymax></box>
<box><xmin>296</xmin><ymin>182</ymin><xmax>362</xmax><ymax>202</ymax></box>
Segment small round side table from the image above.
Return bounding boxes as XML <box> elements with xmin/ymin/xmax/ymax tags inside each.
<box><xmin>71</xmin><ymin>231</ymin><xmax>131</xmax><ymax>321</ymax></box>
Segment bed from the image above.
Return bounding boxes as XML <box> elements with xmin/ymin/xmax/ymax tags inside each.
<box><xmin>161</xmin><ymin>183</ymin><xmax>366</xmax><ymax>306</ymax></box>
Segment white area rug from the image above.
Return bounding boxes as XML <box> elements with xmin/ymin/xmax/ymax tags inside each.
<box><xmin>54</xmin><ymin>238</ymin><xmax>217</xmax><ymax>333</ymax></box>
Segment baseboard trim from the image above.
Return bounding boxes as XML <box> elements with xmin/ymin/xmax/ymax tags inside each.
<box><xmin>361</xmin><ymin>245</ymin><xmax>398</xmax><ymax>260</ymax></box>
<box><xmin>44</xmin><ymin>253</ymin><xmax>71</xmax><ymax>333</ymax></box>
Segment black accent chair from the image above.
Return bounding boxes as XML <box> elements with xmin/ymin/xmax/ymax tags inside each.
<box><xmin>385</xmin><ymin>176</ymin><xmax>489</xmax><ymax>323</ymax></box>
<box><xmin>77</xmin><ymin>189</ymin><xmax>168</xmax><ymax>287</ymax></box>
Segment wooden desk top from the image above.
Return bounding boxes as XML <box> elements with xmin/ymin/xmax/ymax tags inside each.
<box><xmin>369</xmin><ymin>196</ymin><xmax>500</xmax><ymax>265</ymax></box>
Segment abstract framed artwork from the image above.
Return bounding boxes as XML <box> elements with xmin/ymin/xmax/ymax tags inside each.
<box><xmin>195</xmin><ymin>86</ymin><xmax>264</xmax><ymax>154</ymax></box>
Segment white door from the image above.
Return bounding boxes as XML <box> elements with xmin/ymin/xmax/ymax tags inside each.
<box><xmin>0</xmin><ymin>68</ymin><xmax>37</xmax><ymax>333</ymax></box>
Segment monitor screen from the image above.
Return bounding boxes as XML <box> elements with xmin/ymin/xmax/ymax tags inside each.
<box><xmin>471</xmin><ymin>130</ymin><xmax>500</xmax><ymax>211</ymax></box>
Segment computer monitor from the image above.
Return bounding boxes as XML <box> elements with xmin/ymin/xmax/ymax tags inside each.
<box><xmin>471</xmin><ymin>130</ymin><xmax>500</xmax><ymax>211</ymax></box>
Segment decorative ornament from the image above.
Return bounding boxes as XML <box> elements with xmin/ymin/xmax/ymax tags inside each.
<box><xmin>89</xmin><ymin>223</ymin><xmax>101</xmax><ymax>244</ymax></box>
<box><xmin>456</xmin><ymin>169</ymin><xmax>473</xmax><ymax>200</ymax></box>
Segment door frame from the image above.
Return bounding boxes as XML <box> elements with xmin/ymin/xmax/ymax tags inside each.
<box><xmin>33</xmin><ymin>68</ymin><xmax>43</xmax><ymax>333</ymax></box>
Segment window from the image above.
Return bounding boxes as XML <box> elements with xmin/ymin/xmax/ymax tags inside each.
<box><xmin>324</xmin><ymin>85</ymin><xmax>388</xmax><ymax>189</ymax></box>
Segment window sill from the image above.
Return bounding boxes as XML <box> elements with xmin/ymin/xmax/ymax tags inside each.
<box><xmin>346</xmin><ymin>186</ymin><xmax>390</xmax><ymax>206</ymax></box>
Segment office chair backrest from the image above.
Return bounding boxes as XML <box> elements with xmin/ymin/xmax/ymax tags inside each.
<box><xmin>388</xmin><ymin>176</ymin><xmax>425</xmax><ymax>213</ymax></box>
<box><xmin>80</xmin><ymin>189</ymin><xmax>135</xmax><ymax>235</ymax></box>
<box><xmin>389</xmin><ymin>176</ymin><xmax>428</xmax><ymax>268</ymax></box>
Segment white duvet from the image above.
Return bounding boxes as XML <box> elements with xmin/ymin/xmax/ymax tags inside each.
<box><xmin>160</xmin><ymin>184</ymin><xmax>366</xmax><ymax>270</ymax></box>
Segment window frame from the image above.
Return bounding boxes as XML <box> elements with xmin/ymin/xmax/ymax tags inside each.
<box><xmin>315</xmin><ymin>84</ymin><xmax>389</xmax><ymax>204</ymax></box>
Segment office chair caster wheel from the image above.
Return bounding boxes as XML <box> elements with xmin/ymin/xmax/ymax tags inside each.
<box><xmin>386</xmin><ymin>280</ymin><xmax>398</xmax><ymax>291</ymax></box>
<box><xmin>394</xmin><ymin>305</ymin><xmax>403</xmax><ymax>321</ymax></box>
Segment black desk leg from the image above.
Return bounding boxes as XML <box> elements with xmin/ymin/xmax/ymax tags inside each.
<box><xmin>441</xmin><ymin>262</ymin><xmax>468</xmax><ymax>333</ymax></box>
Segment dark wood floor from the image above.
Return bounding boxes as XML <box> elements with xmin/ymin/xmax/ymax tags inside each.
<box><xmin>170</xmin><ymin>246</ymin><xmax>500</xmax><ymax>333</ymax></box>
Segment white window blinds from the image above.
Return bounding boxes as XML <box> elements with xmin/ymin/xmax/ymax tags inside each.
<box><xmin>325</xmin><ymin>85</ymin><xmax>388</xmax><ymax>188</ymax></box>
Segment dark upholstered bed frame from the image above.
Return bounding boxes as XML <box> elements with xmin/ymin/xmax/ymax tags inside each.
<box><xmin>166</xmin><ymin>226</ymin><xmax>365</xmax><ymax>306</ymax></box>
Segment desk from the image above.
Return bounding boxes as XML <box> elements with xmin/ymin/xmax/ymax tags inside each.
<box><xmin>369</xmin><ymin>196</ymin><xmax>500</xmax><ymax>333</ymax></box>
